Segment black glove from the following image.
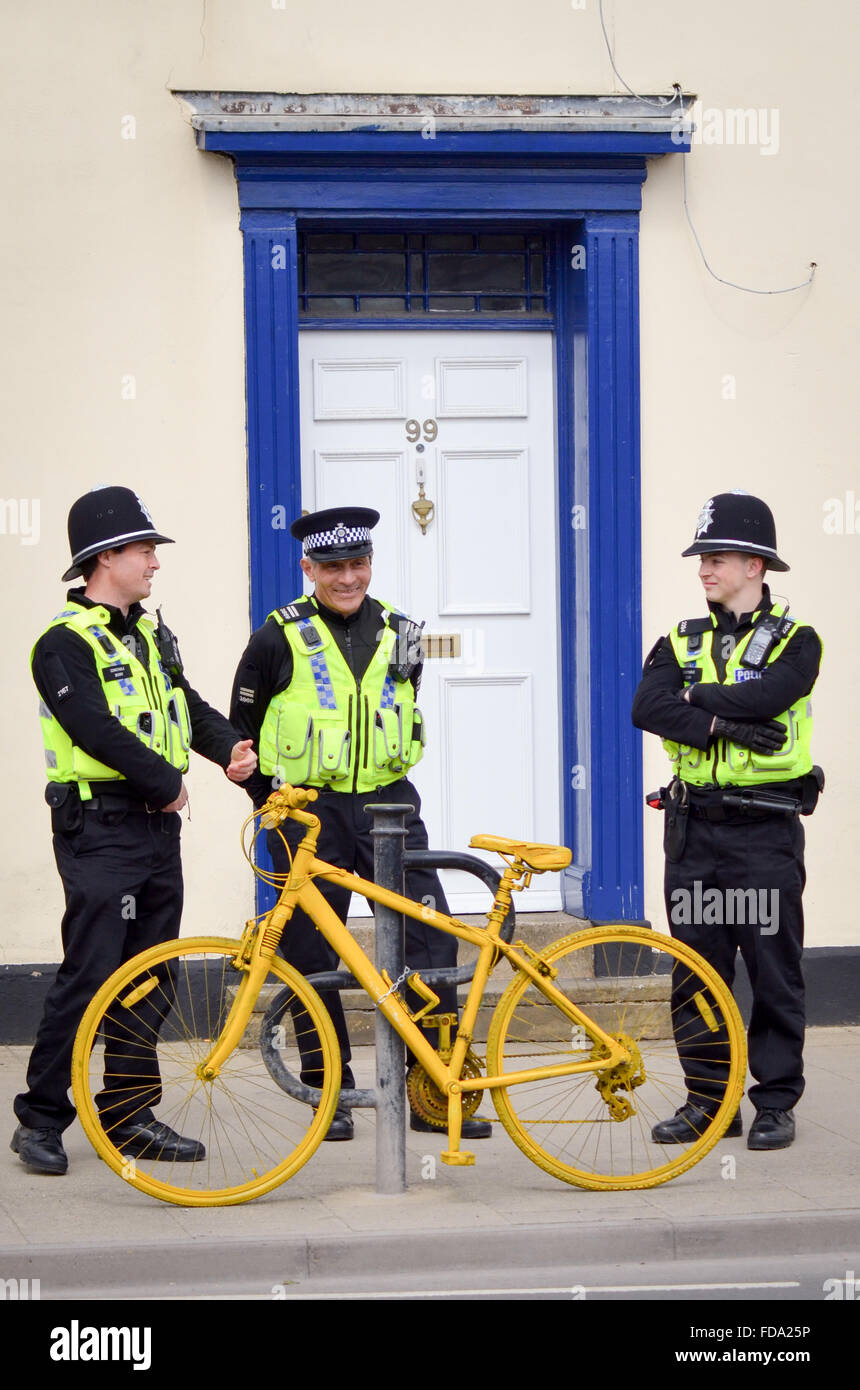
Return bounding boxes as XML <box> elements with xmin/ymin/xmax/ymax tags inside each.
<box><xmin>712</xmin><ymin>717</ymin><xmax>787</xmax><ymax>755</ymax></box>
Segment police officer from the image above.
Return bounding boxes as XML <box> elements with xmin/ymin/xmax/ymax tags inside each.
<box><xmin>229</xmin><ymin>506</ymin><xmax>491</xmax><ymax>1142</ymax></box>
<box><xmin>632</xmin><ymin>492</ymin><xmax>822</xmax><ymax>1151</ymax></box>
<box><xmin>12</xmin><ymin>486</ymin><xmax>258</xmax><ymax>1175</ymax></box>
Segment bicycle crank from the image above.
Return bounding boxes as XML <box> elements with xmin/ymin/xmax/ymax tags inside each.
<box><xmin>592</xmin><ymin>1033</ymin><xmax>646</xmax><ymax>1122</ymax></box>
<box><xmin>406</xmin><ymin>1050</ymin><xmax>484</xmax><ymax>1128</ymax></box>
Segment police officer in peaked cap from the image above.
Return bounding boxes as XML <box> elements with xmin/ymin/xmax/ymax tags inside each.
<box><xmin>632</xmin><ymin>491</ymin><xmax>822</xmax><ymax>1151</ymax></box>
<box><xmin>12</xmin><ymin>486</ymin><xmax>258</xmax><ymax>1175</ymax></box>
<box><xmin>229</xmin><ymin>505</ymin><xmax>493</xmax><ymax>1142</ymax></box>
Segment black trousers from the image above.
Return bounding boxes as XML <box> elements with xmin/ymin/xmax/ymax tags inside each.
<box><xmin>266</xmin><ymin>778</ymin><xmax>457</xmax><ymax>1088</ymax></box>
<box><xmin>15</xmin><ymin>806</ymin><xmax>183</xmax><ymax>1132</ymax></box>
<box><xmin>664</xmin><ymin>810</ymin><xmax>806</xmax><ymax>1113</ymax></box>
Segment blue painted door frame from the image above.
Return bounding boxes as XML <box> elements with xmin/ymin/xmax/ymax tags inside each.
<box><xmin>199</xmin><ymin>127</ymin><xmax>689</xmax><ymax>921</ymax></box>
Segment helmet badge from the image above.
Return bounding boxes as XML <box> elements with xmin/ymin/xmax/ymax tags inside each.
<box><xmin>695</xmin><ymin>499</ymin><xmax>715</xmax><ymax>538</ymax></box>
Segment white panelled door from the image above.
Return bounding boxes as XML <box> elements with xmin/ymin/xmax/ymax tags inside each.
<box><xmin>299</xmin><ymin>331</ymin><xmax>561</xmax><ymax>912</ymax></box>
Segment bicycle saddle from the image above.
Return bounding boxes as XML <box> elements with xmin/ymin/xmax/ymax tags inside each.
<box><xmin>469</xmin><ymin>835</ymin><xmax>572</xmax><ymax>872</ymax></box>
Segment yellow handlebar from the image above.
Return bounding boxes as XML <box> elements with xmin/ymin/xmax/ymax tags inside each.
<box><xmin>275</xmin><ymin>784</ymin><xmax>318</xmax><ymax>809</ymax></box>
<box><xmin>259</xmin><ymin>783</ymin><xmax>319</xmax><ymax>829</ymax></box>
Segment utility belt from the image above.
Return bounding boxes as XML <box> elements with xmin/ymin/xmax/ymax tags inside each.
<box><xmin>45</xmin><ymin>781</ymin><xmax>173</xmax><ymax>832</ymax></box>
<box><xmin>647</xmin><ymin>768</ymin><xmax>824</xmax><ymax>863</ymax></box>
<box><xmin>688</xmin><ymin>797</ymin><xmax>791</xmax><ymax>823</ymax></box>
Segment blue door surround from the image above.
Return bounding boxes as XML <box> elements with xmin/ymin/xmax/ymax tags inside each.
<box><xmin>195</xmin><ymin>123</ymin><xmax>690</xmax><ymax>921</ymax></box>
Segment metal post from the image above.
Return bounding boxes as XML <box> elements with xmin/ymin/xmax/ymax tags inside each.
<box><xmin>368</xmin><ymin>802</ymin><xmax>412</xmax><ymax>1195</ymax></box>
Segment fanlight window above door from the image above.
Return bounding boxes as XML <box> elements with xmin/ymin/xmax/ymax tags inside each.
<box><xmin>298</xmin><ymin>230</ymin><xmax>550</xmax><ymax>320</ymax></box>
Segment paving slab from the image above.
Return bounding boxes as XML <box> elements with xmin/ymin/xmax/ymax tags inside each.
<box><xmin>1</xmin><ymin>1029</ymin><xmax>858</xmax><ymax>1296</ymax></box>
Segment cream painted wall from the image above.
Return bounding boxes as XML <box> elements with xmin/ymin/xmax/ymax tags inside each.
<box><xmin>1</xmin><ymin>0</ymin><xmax>856</xmax><ymax>960</ymax></box>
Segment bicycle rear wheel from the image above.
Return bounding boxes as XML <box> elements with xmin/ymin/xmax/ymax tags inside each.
<box><xmin>71</xmin><ymin>937</ymin><xmax>340</xmax><ymax>1206</ymax></box>
<box><xmin>486</xmin><ymin>927</ymin><xmax>746</xmax><ymax>1190</ymax></box>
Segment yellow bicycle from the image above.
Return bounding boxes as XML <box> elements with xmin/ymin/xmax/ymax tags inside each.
<box><xmin>71</xmin><ymin>784</ymin><xmax>746</xmax><ymax>1206</ymax></box>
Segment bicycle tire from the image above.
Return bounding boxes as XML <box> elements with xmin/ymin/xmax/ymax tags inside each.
<box><xmin>486</xmin><ymin>927</ymin><xmax>746</xmax><ymax>1190</ymax></box>
<box><xmin>71</xmin><ymin>937</ymin><xmax>341</xmax><ymax>1206</ymax></box>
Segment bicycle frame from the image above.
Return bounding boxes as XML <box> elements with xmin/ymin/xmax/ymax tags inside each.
<box><xmin>71</xmin><ymin>787</ymin><xmax>747</xmax><ymax>1202</ymax></box>
<box><xmin>199</xmin><ymin>804</ymin><xmax>631</xmax><ymax>1159</ymax></box>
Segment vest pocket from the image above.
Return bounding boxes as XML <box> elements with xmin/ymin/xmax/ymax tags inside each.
<box><xmin>313</xmin><ymin>714</ymin><xmax>352</xmax><ymax>782</ymax></box>
<box><xmin>407</xmin><ymin>707</ymin><xmax>426</xmax><ymax>768</ymax></box>
<box><xmin>725</xmin><ymin>737</ymin><xmax>751</xmax><ymax>775</ymax></box>
<box><xmin>165</xmin><ymin>691</ymin><xmax>191</xmax><ymax>768</ymax></box>
<box><xmin>273</xmin><ymin>707</ymin><xmax>314</xmax><ymax>783</ymax></box>
<box><xmin>747</xmin><ymin>710</ymin><xmax>801</xmax><ymax>775</ymax></box>
<box><xmin>373</xmin><ymin>705</ymin><xmax>426</xmax><ymax>774</ymax></box>
<box><xmin>129</xmin><ymin>709</ymin><xmax>167</xmax><ymax>757</ymax></box>
<box><xmin>678</xmin><ymin>744</ymin><xmax>704</xmax><ymax>769</ymax></box>
<box><xmin>373</xmin><ymin>707</ymin><xmax>404</xmax><ymax>771</ymax></box>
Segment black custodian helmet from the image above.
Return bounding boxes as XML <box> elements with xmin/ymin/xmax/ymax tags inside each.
<box><xmin>681</xmin><ymin>491</ymin><xmax>789</xmax><ymax>572</ymax></box>
<box><xmin>62</xmin><ymin>486</ymin><xmax>174</xmax><ymax>582</ymax></box>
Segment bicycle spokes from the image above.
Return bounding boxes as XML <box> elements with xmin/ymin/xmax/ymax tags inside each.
<box><xmin>487</xmin><ymin>927</ymin><xmax>745</xmax><ymax>1190</ymax></box>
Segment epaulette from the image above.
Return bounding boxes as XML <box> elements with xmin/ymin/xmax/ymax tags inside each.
<box><xmin>275</xmin><ymin>598</ymin><xmax>318</xmax><ymax>625</ymax></box>
<box><xmin>677</xmin><ymin>616</ymin><xmax>713</xmax><ymax>657</ymax></box>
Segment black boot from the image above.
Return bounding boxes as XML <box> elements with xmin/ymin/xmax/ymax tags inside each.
<box><xmin>322</xmin><ymin>1106</ymin><xmax>354</xmax><ymax>1141</ymax></box>
<box><xmin>11</xmin><ymin>1124</ymin><xmax>68</xmax><ymax>1175</ymax></box>
<box><xmin>747</xmin><ymin>1108</ymin><xmax>794</xmax><ymax>1150</ymax></box>
<box><xmin>651</xmin><ymin>1102</ymin><xmax>742</xmax><ymax>1144</ymax></box>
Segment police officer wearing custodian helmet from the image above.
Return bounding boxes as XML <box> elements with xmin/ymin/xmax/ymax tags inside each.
<box><xmin>229</xmin><ymin>506</ymin><xmax>492</xmax><ymax>1142</ymax></box>
<box><xmin>12</xmin><ymin>486</ymin><xmax>258</xmax><ymax>1175</ymax></box>
<box><xmin>632</xmin><ymin>492</ymin><xmax>822</xmax><ymax>1151</ymax></box>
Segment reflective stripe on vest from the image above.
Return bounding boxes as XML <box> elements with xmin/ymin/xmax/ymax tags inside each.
<box><xmin>258</xmin><ymin>602</ymin><xmax>425</xmax><ymax>792</ymax></box>
<box><xmin>34</xmin><ymin>601</ymin><xmax>191</xmax><ymax>792</ymax></box>
<box><xmin>661</xmin><ymin>603</ymin><xmax>815</xmax><ymax>786</ymax></box>
<box><xmin>298</xmin><ymin>618</ymin><xmax>339</xmax><ymax>711</ymax></box>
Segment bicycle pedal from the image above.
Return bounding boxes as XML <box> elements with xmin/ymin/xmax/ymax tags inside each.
<box><xmin>440</xmin><ymin>1149</ymin><xmax>475</xmax><ymax>1166</ymax></box>
<box><xmin>406</xmin><ymin>977</ymin><xmax>442</xmax><ymax>1025</ymax></box>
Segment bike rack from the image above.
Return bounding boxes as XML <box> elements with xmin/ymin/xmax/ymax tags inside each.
<box><xmin>258</xmin><ymin>804</ymin><xmax>516</xmax><ymax>1194</ymax></box>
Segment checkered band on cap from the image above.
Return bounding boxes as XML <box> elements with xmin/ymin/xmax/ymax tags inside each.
<box><xmin>303</xmin><ymin>523</ymin><xmax>371</xmax><ymax>553</ymax></box>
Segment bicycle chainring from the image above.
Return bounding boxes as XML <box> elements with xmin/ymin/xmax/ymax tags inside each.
<box><xmin>406</xmin><ymin>1050</ymin><xmax>483</xmax><ymax>1128</ymax></box>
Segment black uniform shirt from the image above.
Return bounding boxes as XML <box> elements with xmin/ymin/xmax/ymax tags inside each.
<box><xmin>32</xmin><ymin>589</ymin><xmax>241</xmax><ymax>806</ymax></box>
<box><xmin>632</xmin><ymin>584</ymin><xmax>822</xmax><ymax>752</ymax></box>
<box><xmin>230</xmin><ymin>594</ymin><xmax>421</xmax><ymax>807</ymax></box>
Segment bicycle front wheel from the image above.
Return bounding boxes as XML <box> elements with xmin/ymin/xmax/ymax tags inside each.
<box><xmin>486</xmin><ymin>927</ymin><xmax>746</xmax><ymax>1190</ymax></box>
<box><xmin>72</xmin><ymin>937</ymin><xmax>340</xmax><ymax>1206</ymax></box>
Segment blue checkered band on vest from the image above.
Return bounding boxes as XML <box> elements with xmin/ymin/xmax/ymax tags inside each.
<box><xmin>91</xmin><ymin>625</ymin><xmax>119</xmax><ymax>656</ymax></box>
<box><xmin>380</xmin><ymin>673</ymin><xmax>396</xmax><ymax>709</ymax></box>
<box><xmin>304</xmin><ymin>523</ymin><xmax>370</xmax><ymax>552</ymax></box>
<box><xmin>296</xmin><ymin>619</ymin><xmax>337</xmax><ymax>708</ymax></box>
<box><xmin>309</xmin><ymin>654</ymin><xmax>337</xmax><ymax>709</ymax></box>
